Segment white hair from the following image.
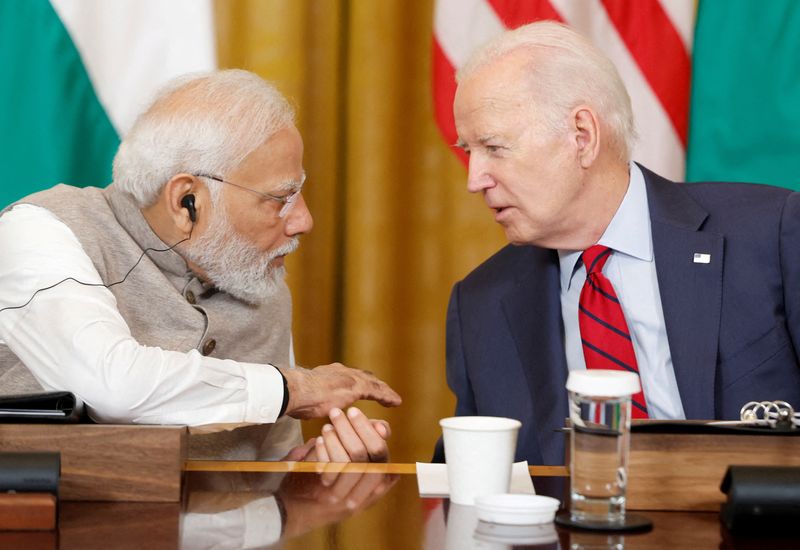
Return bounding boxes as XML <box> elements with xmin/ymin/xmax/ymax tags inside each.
<box><xmin>113</xmin><ymin>69</ymin><xmax>295</xmax><ymax>206</ymax></box>
<box><xmin>458</xmin><ymin>21</ymin><xmax>636</xmax><ymax>161</ymax></box>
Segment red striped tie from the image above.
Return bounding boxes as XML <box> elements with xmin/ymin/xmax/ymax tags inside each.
<box><xmin>578</xmin><ymin>245</ymin><xmax>649</xmax><ymax>419</ymax></box>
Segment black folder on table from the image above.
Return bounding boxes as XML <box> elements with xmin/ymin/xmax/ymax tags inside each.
<box><xmin>0</xmin><ymin>391</ymin><xmax>81</xmax><ymax>422</ymax></box>
<box><xmin>631</xmin><ymin>419</ymin><xmax>800</xmax><ymax>436</ymax></box>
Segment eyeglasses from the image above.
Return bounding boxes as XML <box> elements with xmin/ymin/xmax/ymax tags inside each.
<box><xmin>194</xmin><ymin>173</ymin><xmax>305</xmax><ymax>218</ymax></box>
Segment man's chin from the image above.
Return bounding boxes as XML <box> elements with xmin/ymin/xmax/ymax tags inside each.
<box><xmin>504</xmin><ymin>229</ymin><xmax>530</xmax><ymax>246</ymax></box>
<box><xmin>212</xmin><ymin>266</ymin><xmax>287</xmax><ymax>305</ymax></box>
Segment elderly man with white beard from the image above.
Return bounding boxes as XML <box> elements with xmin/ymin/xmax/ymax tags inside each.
<box><xmin>0</xmin><ymin>70</ymin><xmax>400</xmax><ymax>462</ymax></box>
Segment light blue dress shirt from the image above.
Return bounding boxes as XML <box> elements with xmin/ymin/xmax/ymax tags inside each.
<box><xmin>558</xmin><ymin>163</ymin><xmax>686</xmax><ymax>420</ymax></box>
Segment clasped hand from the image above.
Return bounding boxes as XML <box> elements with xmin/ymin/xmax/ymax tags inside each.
<box><xmin>283</xmin><ymin>406</ymin><xmax>391</xmax><ymax>463</ymax></box>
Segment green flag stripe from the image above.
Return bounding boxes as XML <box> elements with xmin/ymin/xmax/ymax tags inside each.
<box><xmin>688</xmin><ymin>0</ymin><xmax>800</xmax><ymax>190</ymax></box>
<box><xmin>0</xmin><ymin>0</ymin><xmax>120</xmax><ymax>208</ymax></box>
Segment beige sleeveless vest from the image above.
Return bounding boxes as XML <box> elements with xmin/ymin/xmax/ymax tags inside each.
<box><xmin>0</xmin><ymin>184</ymin><xmax>302</xmax><ymax>459</ymax></box>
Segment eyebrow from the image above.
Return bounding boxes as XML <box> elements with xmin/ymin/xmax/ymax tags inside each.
<box><xmin>270</xmin><ymin>172</ymin><xmax>306</xmax><ymax>194</ymax></box>
<box><xmin>454</xmin><ymin>135</ymin><xmax>499</xmax><ymax>150</ymax></box>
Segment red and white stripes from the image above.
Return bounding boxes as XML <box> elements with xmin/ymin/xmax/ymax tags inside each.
<box><xmin>433</xmin><ymin>0</ymin><xmax>694</xmax><ymax>181</ymax></box>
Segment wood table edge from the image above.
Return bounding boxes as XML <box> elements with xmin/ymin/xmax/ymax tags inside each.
<box><xmin>183</xmin><ymin>460</ymin><xmax>567</xmax><ymax>476</ymax></box>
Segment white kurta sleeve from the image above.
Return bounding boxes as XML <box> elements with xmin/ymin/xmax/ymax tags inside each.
<box><xmin>0</xmin><ymin>204</ymin><xmax>285</xmax><ymax>425</ymax></box>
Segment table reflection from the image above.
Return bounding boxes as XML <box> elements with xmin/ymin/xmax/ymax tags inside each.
<box><xmin>182</xmin><ymin>470</ymin><xmax>399</xmax><ymax>548</ymax></box>
<box><xmin>44</xmin><ymin>467</ymin><xmax>800</xmax><ymax>549</ymax></box>
<box><xmin>439</xmin><ymin>502</ymin><xmax>560</xmax><ymax>549</ymax></box>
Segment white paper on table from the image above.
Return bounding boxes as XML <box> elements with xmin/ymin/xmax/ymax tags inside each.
<box><xmin>415</xmin><ymin>461</ymin><xmax>535</xmax><ymax>498</ymax></box>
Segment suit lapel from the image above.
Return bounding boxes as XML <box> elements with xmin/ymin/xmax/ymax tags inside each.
<box><xmin>500</xmin><ymin>248</ymin><xmax>569</xmax><ymax>463</ymax></box>
<box><xmin>642</xmin><ymin>165</ymin><xmax>722</xmax><ymax>419</ymax></box>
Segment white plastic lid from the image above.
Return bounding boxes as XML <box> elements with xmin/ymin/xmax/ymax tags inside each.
<box><xmin>566</xmin><ymin>369</ymin><xmax>640</xmax><ymax>397</ymax></box>
<box><xmin>475</xmin><ymin>494</ymin><xmax>560</xmax><ymax>525</ymax></box>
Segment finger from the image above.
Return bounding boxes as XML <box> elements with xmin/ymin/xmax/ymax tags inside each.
<box><xmin>314</xmin><ymin>436</ymin><xmax>331</xmax><ymax>463</ymax></box>
<box><xmin>348</xmin><ymin>369</ymin><xmax>402</xmax><ymax>407</ymax></box>
<box><xmin>327</xmin><ymin>471</ymin><xmax>363</xmax><ymax>505</ymax></box>
<box><xmin>320</xmin><ymin>469</ymin><xmax>340</xmax><ymax>487</ymax></box>
<box><xmin>329</xmin><ymin>408</ymin><xmax>370</xmax><ymax>462</ymax></box>
<box><xmin>343</xmin><ymin>473</ymin><xmax>385</xmax><ymax>509</ymax></box>
<box><xmin>371</xmin><ymin>419</ymin><xmax>391</xmax><ymax>439</ymax></box>
<box><xmin>376</xmin><ymin>474</ymin><xmax>400</xmax><ymax>496</ymax></box>
<box><xmin>345</xmin><ymin>408</ymin><xmax>389</xmax><ymax>462</ymax></box>
<box><xmin>283</xmin><ymin>438</ymin><xmax>316</xmax><ymax>461</ymax></box>
<box><xmin>321</xmin><ymin>422</ymin><xmax>351</xmax><ymax>462</ymax></box>
<box><xmin>362</xmin><ymin>377</ymin><xmax>402</xmax><ymax>407</ymax></box>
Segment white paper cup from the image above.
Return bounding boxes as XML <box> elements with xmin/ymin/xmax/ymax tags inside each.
<box><xmin>440</xmin><ymin>416</ymin><xmax>522</xmax><ymax>505</ymax></box>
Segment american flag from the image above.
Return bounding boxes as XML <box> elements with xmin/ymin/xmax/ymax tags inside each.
<box><xmin>433</xmin><ymin>0</ymin><xmax>694</xmax><ymax>181</ymax></box>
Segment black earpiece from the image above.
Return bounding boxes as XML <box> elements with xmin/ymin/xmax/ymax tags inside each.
<box><xmin>181</xmin><ymin>194</ymin><xmax>197</xmax><ymax>223</ymax></box>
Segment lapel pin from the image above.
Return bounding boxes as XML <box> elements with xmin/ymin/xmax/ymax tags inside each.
<box><xmin>693</xmin><ymin>253</ymin><xmax>711</xmax><ymax>264</ymax></box>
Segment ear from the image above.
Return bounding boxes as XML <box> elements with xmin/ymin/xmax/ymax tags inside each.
<box><xmin>571</xmin><ymin>106</ymin><xmax>600</xmax><ymax>169</ymax></box>
<box><xmin>163</xmin><ymin>173</ymin><xmax>200</xmax><ymax>234</ymax></box>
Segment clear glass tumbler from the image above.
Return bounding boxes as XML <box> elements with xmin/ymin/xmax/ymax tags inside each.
<box><xmin>566</xmin><ymin>370</ymin><xmax>641</xmax><ymax>525</ymax></box>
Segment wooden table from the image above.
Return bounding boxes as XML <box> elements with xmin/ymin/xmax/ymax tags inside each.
<box><xmin>6</xmin><ymin>461</ymin><xmax>797</xmax><ymax>549</ymax></box>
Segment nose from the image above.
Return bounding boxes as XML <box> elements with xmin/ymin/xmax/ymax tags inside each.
<box><xmin>284</xmin><ymin>194</ymin><xmax>313</xmax><ymax>236</ymax></box>
<box><xmin>466</xmin><ymin>154</ymin><xmax>494</xmax><ymax>194</ymax></box>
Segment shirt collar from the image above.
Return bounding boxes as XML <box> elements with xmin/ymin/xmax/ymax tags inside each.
<box><xmin>558</xmin><ymin>162</ymin><xmax>652</xmax><ymax>291</ymax></box>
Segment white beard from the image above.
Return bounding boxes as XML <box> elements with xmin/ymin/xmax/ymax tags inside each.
<box><xmin>181</xmin><ymin>206</ymin><xmax>298</xmax><ymax>305</ymax></box>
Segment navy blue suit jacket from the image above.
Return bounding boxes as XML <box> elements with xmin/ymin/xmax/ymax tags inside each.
<box><xmin>438</xmin><ymin>165</ymin><xmax>800</xmax><ymax>465</ymax></box>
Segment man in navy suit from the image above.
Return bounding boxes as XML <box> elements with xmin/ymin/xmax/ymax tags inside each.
<box><xmin>438</xmin><ymin>21</ymin><xmax>800</xmax><ymax>465</ymax></box>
